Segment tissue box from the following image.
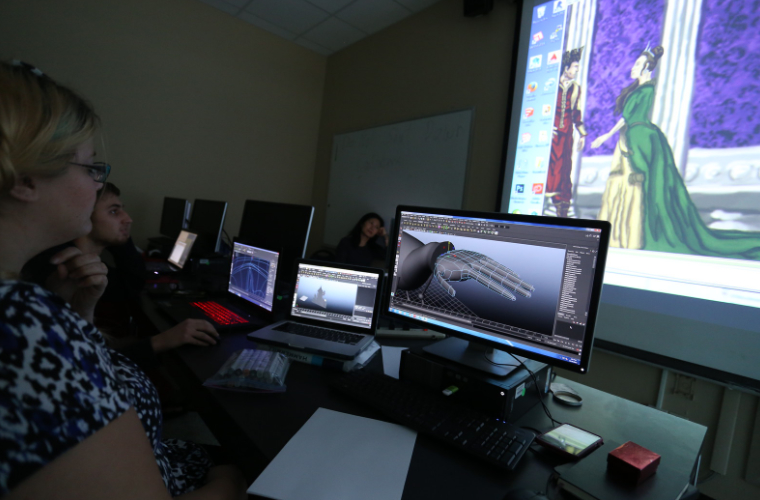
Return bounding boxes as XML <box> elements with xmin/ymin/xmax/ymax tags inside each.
<box><xmin>607</xmin><ymin>441</ymin><xmax>660</xmax><ymax>485</ymax></box>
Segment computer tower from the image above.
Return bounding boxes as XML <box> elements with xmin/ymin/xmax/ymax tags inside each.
<box><xmin>400</xmin><ymin>347</ymin><xmax>551</xmax><ymax>423</ymax></box>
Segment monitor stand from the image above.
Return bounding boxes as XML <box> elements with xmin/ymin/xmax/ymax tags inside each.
<box><xmin>423</xmin><ymin>337</ymin><xmax>524</xmax><ymax>377</ymax></box>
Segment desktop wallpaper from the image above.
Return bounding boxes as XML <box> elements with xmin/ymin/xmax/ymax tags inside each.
<box><xmin>394</xmin><ymin>230</ymin><xmax>566</xmax><ymax>336</ymax></box>
<box><xmin>511</xmin><ymin>0</ymin><xmax>760</xmax><ymax>261</ymax></box>
<box><xmin>294</xmin><ymin>276</ymin><xmax>358</xmax><ymax>317</ymax></box>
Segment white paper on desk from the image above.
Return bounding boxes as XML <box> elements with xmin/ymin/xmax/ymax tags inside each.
<box><xmin>248</xmin><ymin>407</ymin><xmax>417</xmax><ymax>500</ymax></box>
<box><xmin>381</xmin><ymin>346</ymin><xmax>407</xmax><ymax>379</ymax></box>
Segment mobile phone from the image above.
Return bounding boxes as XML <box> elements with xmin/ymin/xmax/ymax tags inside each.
<box><xmin>535</xmin><ymin>424</ymin><xmax>603</xmax><ymax>459</ymax></box>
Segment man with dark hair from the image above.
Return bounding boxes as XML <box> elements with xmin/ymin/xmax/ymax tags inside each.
<box><xmin>25</xmin><ymin>182</ymin><xmax>220</xmax><ymax>369</ymax></box>
<box><xmin>545</xmin><ymin>46</ymin><xmax>587</xmax><ymax>217</ymax></box>
<box><xmin>80</xmin><ymin>182</ymin><xmax>220</xmax><ymax>359</ymax></box>
<box><xmin>75</xmin><ymin>182</ymin><xmax>143</xmax><ymax>310</ymax></box>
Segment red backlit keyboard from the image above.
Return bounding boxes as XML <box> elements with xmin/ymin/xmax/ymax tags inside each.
<box><xmin>190</xmin><ymin>301</ymin><xmax>248</xmax><ymax>326</ymax></box>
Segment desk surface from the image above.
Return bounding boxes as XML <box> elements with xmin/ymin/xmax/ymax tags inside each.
<box><xmin>173</xmin><ymin>333</ymin><xmax>705</xmax><ymax>499</ymax></box>
<box><xmin>143</xmin><ymin>297</ymin><xmax>706</xmax><ymax>499</ymax></box>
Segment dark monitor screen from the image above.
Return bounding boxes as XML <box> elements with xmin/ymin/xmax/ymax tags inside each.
<box><xmin>238</xmin><ymin>200</ymin><xmax>314</xmax><ymax>279</ymax></box>
<box><xmin>386</xmin><ymin>206</ymin><xmax>610</xmax><ymax>375</ymax></box>
<box><xmin>188</xmin><ymin>199</ymin><xmax>228</xmax><ymax>255</ymax></box>
<box><xmin>160</xmin><ymin>197</ymin><xmax>189</xmax><ymax>240</ymax></box>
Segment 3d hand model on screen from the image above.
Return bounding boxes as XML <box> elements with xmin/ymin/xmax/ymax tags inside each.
<box><xmin>397</xmin><ymin>237</ymin><xmax>534</xmax><ymax>302</ymax></box>
<box><xmin>434</xmin><ymin>250</ymin><xmax>534</xmax><ymax>301</ymax></box>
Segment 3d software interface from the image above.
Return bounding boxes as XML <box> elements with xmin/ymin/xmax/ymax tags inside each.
<box><xmin>389</xmin><ymin>212</ymin><xmax>603</xmax><ymax>364</ymax></box>
<box><xmin>291</xmin><ymin>264</ymin><xmax>379</xmax><ymax>329</ymax></box>
<box><xmin>228</xmin><ymin>243</ymin><xmax>279</xmax><ymax>312</ymax></box>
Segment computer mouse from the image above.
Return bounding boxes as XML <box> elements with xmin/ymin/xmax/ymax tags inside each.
<box><xmin>502</xmin><ymin>489</ymin><xmax>549</xmax><ymax>500</ymax></box>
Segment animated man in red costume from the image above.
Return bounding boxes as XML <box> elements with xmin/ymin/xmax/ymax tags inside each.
<box><xmin>545</xmin><ymin>47</ymin><xmax>587</xmax><ymax>217</ymax></box>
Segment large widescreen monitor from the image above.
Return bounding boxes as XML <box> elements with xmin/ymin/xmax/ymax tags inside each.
<box><xmin>386</xmin><ymin>206</ymin><xmax>610</xmax><ymax>376</ymax></box>
<box><xmin>497</xmin><ymin>0</ymin><xmax>760</xmax><ymax>388</ymax></box>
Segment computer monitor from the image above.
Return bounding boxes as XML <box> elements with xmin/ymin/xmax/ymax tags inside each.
<box><xmin>386</xmin><ymin>206</ymin><xmax>610</xmax><ymax>376</ymax></box>
<box><xmin>238</xmin><ymin>200</ymin><xmax>314</xmax><ymax>278</ymax></box>
<box><xmin>188</xmin><ymin>199</ymin><xmax>228</xmax><ymax>255</ymax></box>
<box><xmin>160</xmin><ymin>197</ymin><xmax>190</xmax><ymax>240</ymax></box>
<box><xmin>228</xmin><ymin>241</ymin><xmax>280</xmax><ymax>312</ymax></box>
<box><xmin>167</xmin><ymin>230</ymin><xmax>197</xmax><ymax>269</ymax></box>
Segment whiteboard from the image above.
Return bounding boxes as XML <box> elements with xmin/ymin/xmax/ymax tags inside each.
<box><xmin>326</xmin><ymin>109</ymin><xmax>473</xmax><ymax>245</ymax></box>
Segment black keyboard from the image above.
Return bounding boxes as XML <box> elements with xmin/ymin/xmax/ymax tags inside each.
<box><xmin>273</xmin><ymin>322</ymin><xmax>364</xmax><ymax>345</ymax></box>
<box><xmin>329</xmin><ymin>370</ymin><xmax>535</xmax><ymax>471</ymax></box>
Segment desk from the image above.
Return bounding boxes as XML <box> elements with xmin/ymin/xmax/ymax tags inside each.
<box><xmin>144</xmin><ymin>301</ymin><xmax>706</xmax><ymax>499</ymax></box>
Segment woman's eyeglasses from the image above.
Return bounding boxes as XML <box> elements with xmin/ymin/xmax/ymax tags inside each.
<box><xmin>68</xmin><ymin>162</ymin><xmax>111</xmax><ymax>183</ymax></box>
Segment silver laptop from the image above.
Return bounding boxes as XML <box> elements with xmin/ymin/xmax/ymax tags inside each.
<box><xmin>145</xmin><ymin>230</ymin><xmax>197</xmax><ymax>273</ymax></box>
<box><xmin>247</xmin><ymin>260</ymin><xmax>383</xmax><ymax>360</ymax></box>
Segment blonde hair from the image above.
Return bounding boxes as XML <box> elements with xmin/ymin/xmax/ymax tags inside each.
<box><xmin>0</xmin><ymin>61</ymin><xmax>100</xmax><ymax>195</ymax></box>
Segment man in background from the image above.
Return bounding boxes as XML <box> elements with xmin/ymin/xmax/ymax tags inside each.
<box><xmin>25</xmin><ymin>182</ymin><xmax>220</xmax><ymax>366</ymax></box>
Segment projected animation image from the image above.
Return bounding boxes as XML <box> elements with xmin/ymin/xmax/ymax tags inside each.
<box><xmin>394</xmin><ymin>231</ymin><xmax>565</xmax><ymax>335</ymax></box>
<box><xmin>511</xmin><ymin>0</ymin><xmax>760</xmax><ymax>261</ymax></box>
<box><xmin>546</xmin><ymin>46</ymin><xmax>587</xmax><ymax>218</ymax></box>
<box><xmin>295</xmin><ymin>276</ymin><xmax>357</xmax><ymax>316</ymax></box>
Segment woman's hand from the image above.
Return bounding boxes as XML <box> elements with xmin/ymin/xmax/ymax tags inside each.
<box><xmin>150</xmin><ymin>319</ymin><xmax>219</xmax><ymax>353</ymax></box>
<box><xmin>591</xmin><ymin>134</ymin><xmax>608</xmax><ymax>149</ymax></box>
<box><xmin>46</xmin><ymin>247</ymin><xmax>108</xmax><ymax>322</ymax></box>
<box><xmin>377</xmin><ymin>226</ymin><xmax>389</xmax><ymax>245</ymax></box>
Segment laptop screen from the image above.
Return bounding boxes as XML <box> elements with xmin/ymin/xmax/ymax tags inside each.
<box><xmin>168</xmin><ymin>230</ymin><xmax>197</xmax><ymax>269</ymax></box>
<box><xmin>228</xmin><ymin>242</ymin><xmax>280</xmax><ymax>312</ymax></box>
<box><xmin>290</xmin><ymin>263</ymin><xmax>380</xmax><ymax>330</ymax></box>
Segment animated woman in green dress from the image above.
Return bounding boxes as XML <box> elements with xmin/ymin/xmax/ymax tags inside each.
<box><xmin>592</xmin><ymin>45</ymin><xmax>760</xmax><ymax>260</ymax></box>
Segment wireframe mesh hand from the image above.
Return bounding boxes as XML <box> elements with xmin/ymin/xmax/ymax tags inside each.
<box><xmin>433</xmin><ymin>250</ymin><xmax>534</xmax><ymax>301</ymax></box>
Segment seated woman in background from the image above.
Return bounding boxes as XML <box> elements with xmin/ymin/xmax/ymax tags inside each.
<box><xmin>0</xmin><ymin>60</ymin><xmax>245</xmax><ymax>499</ymax></box>
<box><xmin>335</xmin><ymin>212</ymin><xmax>389</xmax><ymax>267</ymax></box>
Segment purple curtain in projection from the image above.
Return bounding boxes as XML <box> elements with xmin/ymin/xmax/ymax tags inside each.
<box><xmin>690</xmin><ymin>0</ymin><xmax>760</xmax><ymax>148</ymax></box>
<box><xmin>582</xmin><ymin>0</ymin><xmax>663</xmax><ymax>157</ymax></box>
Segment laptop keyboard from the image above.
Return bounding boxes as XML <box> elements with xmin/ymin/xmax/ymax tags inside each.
<box><xmin>273</xmin><ymin>322</ymin><xmax>364</xmax><ymax>345</ymax></box>
<box><xmin>191</xmin><ymin>301</ymin><xmax>248</xmax><ymax>326</ymax></box>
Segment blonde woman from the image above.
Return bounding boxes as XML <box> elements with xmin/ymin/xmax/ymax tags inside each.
<box><xmin>0</xmin><ymin>61</ymin><xmax>245</xmax><ymax>499</ymax></box>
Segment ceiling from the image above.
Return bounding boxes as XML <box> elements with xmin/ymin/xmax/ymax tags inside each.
<box><xmin>196</xmin><ymin>0</ymin><xmax>444</xmax><ymax>56</ymax></box>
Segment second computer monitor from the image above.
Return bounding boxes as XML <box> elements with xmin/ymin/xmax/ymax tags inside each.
<box><xmin>188</xmin><ymin>199</ymin><xmax>228</xmax><ymax>255</ymax></box>
<box><xmin>238</xmin><ymin>200</ymin><xmax>314</xmax><ymax>278</ymax></box>
<box><xmin>160</xmin><ymin>197</ymin><xmax>190</xmax><ymax>240</ymax></box>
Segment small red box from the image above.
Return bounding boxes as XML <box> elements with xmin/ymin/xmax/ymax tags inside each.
<box><xmin>607</xmin><ymin>441</ymin><xmax>661</xmax><ymax>485</ymax></box>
